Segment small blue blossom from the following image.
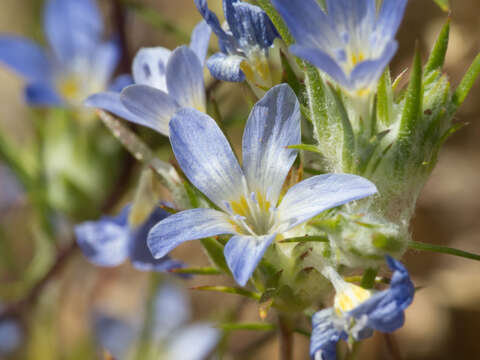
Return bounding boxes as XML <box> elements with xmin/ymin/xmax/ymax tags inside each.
<box><xmin>94</xmin><ymin>282</ymin><xmax>219</xmax><ymax>360</ymax></box>
<box><xmin>194</xmin><ymin>0</ymin><xmax>279</xmax><ymax>84</ymax></box>
<box><xmin>310</xmin><ymin>256</ymin><xmax>414</xmax><ymax>360</ymax></box>
<box><xmin>272</xmin><ymin>0</ymin><xmax>408</xmax><ymax>93</ymax></box>
<box><xmin>0</xmin><ymin>0</ymin><xmax>129</xmax><ymax>107</ymax></box>
<box><xmin>147</xmin><ymin>84</ymin><xmax>377</xmax><ymax>286</ymax></box>
<box><xmin>85</xmin><ymin>21</ymin><xmax>212</xmax><ymax>136</ymax></box>
<box><xmin>74</xmin><ymin>205</ymin><xmax>183</xmax><ymax>272</ymax></box>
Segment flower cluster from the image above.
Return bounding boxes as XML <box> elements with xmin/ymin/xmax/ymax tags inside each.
<box><xmin>1</xmin><ymin>0</ymin><xmax>478</xmax><ymax>358</ymax></box>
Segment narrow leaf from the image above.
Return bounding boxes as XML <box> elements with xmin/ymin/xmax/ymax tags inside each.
<box><xmin>192</xmin><ymin>286</ymin><xmax>261</xmax><ymax>300</ymax></box>
<box><xmin>200</xmin><ymin>237</ymin><xmax>230</xmax><ymax>274</ymax></box>
<box><xmin>452</xmin><ymin>53</ymin><xmax>480</xmax><ymax>108</ymax></box>
<box><xmin>279</xmin><ymin>235</ymin><xmax>329</xmax><ymax>243</ymax></box>
<box><xmin>425</xmin><ymin>19</ymin><xmax>450</xmax><ymax>74</ymax></box>
<box><xmin>409</xmin><ymin>240</ymin><xmax>480</xmax><ymax>261</ymax></box>
<box><xmin>288</xmin><ymin>144</ymin><xmax>322</xmax><ymax>154</ymax></box>
<box><xmin>169</xmin><ymin>267</ymin><xmax>222</xmax><ymax>275</ymax></box>
<box><xmin>280</xmin><ymin>51</ymin><xmax>303</xmax><ymax>96</ymax></box>
<box><xmin>377</xmin><ymin>68</ymin><xmax>393</xmax><ymax>126</ymax></box>
<box><xmin>433</xmin><ymin>0</ymin><xmax>450</xmax><ymax>12</ymax></box>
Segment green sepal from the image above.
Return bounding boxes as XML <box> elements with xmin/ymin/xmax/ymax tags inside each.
<box><xmin>361</xmin><ymin>268</ymin><xmax>378</xmax><ymax>289</ymax></box>
<box><xmin>452</xmin><ymin>53</ymin><xmax>480</xmax><ymax>109</ymax></box>
<box><xmin>372</xmin><ymin>233</ymin><xmax>404</xmax><ymax>252</ymax></box>
<box><xmin>191</xmin><ymin>286</ymin><xmax>261</xmax><ymax>301</ymax></box>
<box><xmin>425</xmin><ymin>19</ymin><xmax>450</xmax><ymax>74</ymax></box>
<box><xmin>377</xmin><ymin>68</ymin><xmax>393</xmax><ymax>126</ymax></box>
<box><xmin>304</xmin><ymin>64</ymin><xmax>329</xmax><ymax>145</ymax></box>
<box><xmin>280</xmin><ymin>51</ymin><xmax>304</xmax><ymax>96</ymax></box>
<box><xmin>396</xmin><ymin>48</ymin><xmax>423</xmax><ymax>168</ymax></box>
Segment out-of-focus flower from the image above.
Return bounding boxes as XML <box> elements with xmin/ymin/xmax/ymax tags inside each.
<box><xmin>194</xmin><ymin>0</ymin><xmax>279</xmax><ymax>86</ymax></box>
<box><xmin>147</xmin><ymin>84</ymin><xmax>377</xmax><ymax>286</ymax></box>
<box><xmin>74</xmin><ymin>205</ymin><xmax>182</xmax><ymax>272</ymax></box>
<box><xmin>94</xmin><ymin>282</ymin><xmax>219</xmax><ymax>360</ymax></box>
<box><xmin>0</xmin><ymin>313</ymin><xmax>23</xmax><ymax>356</ymax></box>
<box><xmin>85</xmin><ymin>21</ymin><xmax>212</xmax><ymax>137</ymax></box>
<box><xmin>272</xmin><ymin>0</ymin><xmax>407</xmax><ymax>94</ymax></box>
<box><xmin>310</xmin><ymin>256</ymin><xmax>414</xmax><ymax>360</ymax></box>
<box><xmin>0</xmin><ymin>0</ymin><xmax>129</xmax><ymax>108</ymax></box>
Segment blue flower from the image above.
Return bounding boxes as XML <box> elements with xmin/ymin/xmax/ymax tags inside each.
<box><xmin>94</xmin><ymin>282</ymin><xmax>219</xmax><ymax>360</ymax></box>
<box><xmin>74</xmin><ymin>205</ymin><xmax>182</xmax><ymax>272</ymax></box>
<box><xmin>0</xmin><ymin>316</ymin><xmax>22</xmax><ymax>356</ymax></box>
<box><xmin>272</xmin><ymin>0</ymin><xmax>407</xmax><ymax>93</ymax></box>
<box><xmin>147</xmin><ymin>84</ymin><xmax>377</xmax><ymax>286</ymax></box>
<box><xmin>0</xmin><ymin>0</ymin><xmax>129</xmax><ymax>107</ymax></box>
<box><xmin>85</xmin><ymin>21</ymin><xmax>212</xmax><ymax>136</ymax></box>
<box><xmin>310</xmin><ymin>256</ymin><xmax>414</xmax><ymax>360</ymax></box>
<box><xmin>194</xmin><ymin>0</ymin><xmax>279</xmax><ymax>84</ymax></box>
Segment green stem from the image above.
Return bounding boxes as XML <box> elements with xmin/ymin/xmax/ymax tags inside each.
<box><xmin>361</xmin><ymin>268</ymin><xmax>378</xmax><ymax>289</ymax></box>
<box><xmin>408</xmin><ymin>240</ymin><xmax>480</xmax><ymax>261</ymax></box>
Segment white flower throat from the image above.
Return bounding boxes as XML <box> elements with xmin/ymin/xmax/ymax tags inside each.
<box><xmin>225</xmin><ymin>190</ymin><xmax>278</xmax><ymax>236</ymax></box>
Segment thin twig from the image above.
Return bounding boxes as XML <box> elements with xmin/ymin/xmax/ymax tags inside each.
<box><xmin>278</xmin><ymin>315</ymin><xmax>294</xmax><ymax>360</ymax></box>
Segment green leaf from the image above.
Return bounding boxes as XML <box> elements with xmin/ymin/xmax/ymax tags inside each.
<box><xmin>304</xmin><ymin>64</ymin><xmax>329</xmax><ymax>143</ymax></box>
<box><xmin>409</xmin><ymin>240</ymin><xmax>480</xmax><ymax>261</ymax></box>
<box><xmin>288</xmin><ymin>144</ymin><xmax>322</xmax><ymax>154</ymax></box>
<box><xmin>425</xmin><ymin>19</ymin><xmax>450</xmax><ymax>74</ymax></box>
<box><xmin>433</xmin><ymin>0</ymin><xmax>450</xmax><ymax>12</ymax></box>
<box><xmin>280</xmin><ymin>51</ymin><xmax>303</xmax><ymax>96</ymax></box>
<box><xmin>396</xmin><ymin>48</ymin><xmax>423</xmax><ymax>165</ymax></box>
<box><xmin>452</xmin><ymin>53</ymin><xmax>480</xmax><ymax>108</ymax></box>
<box><xmin>254</xmin><ymin>0</ymin><xmax>294</xmax><ymax>45</ymax></box>
<box><xmin>218</xmin><ymin>322</ymin><xmax>276</xmax><ymax>332</ymax></box>
<box><xmin>169</xmin><ymin>267</ymin><xmax>222</xmax><ymax>275</ymax></box>
<box><xmin>377</xmin><ymin>68</ymin><xmax>393</xmax><ymax>126</ymax></box>
<box><xmin>279</xmin><ymin>235</ymin><xmax>329</xmax><ymax>243</ymax></box>
<box><xmin>192</xmin><ymin>286</ymin><xmax>261</xmax><ymax>300</ymax></box>
<box><xmin>200</xmin><ymin>237</ymin><xmax>230</xmax><ymax>273</ymax></box>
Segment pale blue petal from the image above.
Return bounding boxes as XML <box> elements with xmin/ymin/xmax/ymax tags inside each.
<box><xmin>242</xmin><ymin>84</ymin><xmax>300</xmax><ymax>205</ymax></box>
<box><xmin>167</xmin><ymin>324</ymin><xmax>220</xmax><ymax>360</ymax></box>
<box><xmin>227</xmin><ymin>2</ymin><xmax>278</xmax><ymax>50</ymax></box>
<box><xmin>207</xmin><ymin>52</ymin><xmax>245</xmax><ymax>82</ymax></box>
<box><xmin>0</xmin><ymin>36</ymin><xmax>52</xmax><ymax>82</ymax></box>
<box><xmin>84</xmin><ymin>92</ymin><xmax>144</xmax><ymax>125</ymax></box>
<box><xmin>190</xmin><ymin>20</ymin><xmax>212</xmax><ymax>67</ymax></box>
<box><xmin>44</xmin><ymin>0</ymin><xmax>103</xmax><ymax>64</ymax></box>
<box><xmin>89</xmin><ymin>40</ymin><xmax>121</xmax><ymax>89</ymax></box>
<box><xmin>290</xmin><ymin>45</ymin><xmax>349</xmax><ymax>88</ymax></box>
<box><xmin>272</xmin><ymin>0</ymin><xmax>336</xmax><ymax>48</ymax></box>
<box><xmin>131</xmin><ymin>47</ymin><xmax>171</xmax><ymax>91</ymax></box>
<box><xmin>93</xmin><ymin>313</ymin><xmax>137</xmax><ymax>360</ymax></box>
<box><xmin>169</xmin><ymin>108</ymin><xmax>246</xmax><ymax>208</ymax></box>
<box><xmin>277</xmin><ymin>174</ymin><xmax>377</xmax><ymax>231</ymax></box>
<box><xmin>350</xmin><ymin>42</ymin><xmax>398</xmax><ymax>90</ymax></box>
<box><xmin>148</xmin><ymin>208</ymin><xmax>237</xmax><ymax>259</ymax></box>
<box><xmin>326</xmin><ymin>0</ymin><xmax>376</xmax><ymax>37</ymax></box>
<box><xmin>74</xmin><ymin>207</ymin><xmax>130</xmax><ymax>267</ymax></box>
<box><xmin>310</xmin><ymin>308</ymin><xmax>345</xmax><ymax>360</ymax></box>
<box><xmin>224</xmin><ymin>233</ymin><xmax>276</xmax><ymax>286</ymax></box>
<box><xmin>152</xmin><ymin>283</ymin><xmax>191</xmax><ymax>341</ymax></box>
<box><xmin>376</xmin><ymin>0</ymin><xmax>408</xmax><ymax>41</ymax></box>
<box><xmin>108</xmin><ymin>74</ymin><xmax>134</xmax><ymax>92</ymax></box>
<box><xmin>0</xmin><ymin>319</ymin><xmax>22</xmax><ymax>355</ymax></box>
<box><xmin>120</xmin><ymin>84</ymin><xmax>179</xmax><ymax>136</ymax></box>
<box><xmin>348</xmin><ymin>256</ymin><xmax>414</xmax><ymax>334</ymax></box>
<box><xmin>166</xmin><ymin>46</ymin><xmax>206</xmax><ymax>111</ymax></box>
<box><xmin>129</xmin><ymin>208</ymin><xmax>183</xmax><ymax>272</ymax></box>
<box><xmin>25</xmin><ymin>82</ymin><xmax>64</xmax><ymax>107</ymax></box>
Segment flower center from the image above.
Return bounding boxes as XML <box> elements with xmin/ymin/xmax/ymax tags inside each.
<box><xmin>334</xmin><ymin>284</ymin><xmax>371</xmax><ymax>315</ymax></box>
<box><xmin>225</xmin><ymin>191</ymin><xmax>277</xmax><ymax>236</ymax></box>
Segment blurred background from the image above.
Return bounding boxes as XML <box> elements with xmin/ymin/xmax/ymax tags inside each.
<box><xmin>0</xmin><ymin>0</ymin><xmax>479</xmax><ymax>359</ymax></box>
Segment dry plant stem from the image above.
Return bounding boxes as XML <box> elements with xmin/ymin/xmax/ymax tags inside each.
<box><xmin>278</xmin><ymin>314</ymin><xmax>294</xmax><ymax>360</ymax></box>
<box><xmin>384</xmin><ymin>333</ymin><xmax>403</xmax><ymax>360</ymax></box>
